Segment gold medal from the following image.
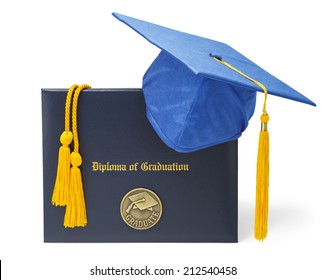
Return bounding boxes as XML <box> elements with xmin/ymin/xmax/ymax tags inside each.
<box><xmin>120</xmin><ymin>188</ymin><xmax>162</xmax><ymax>230</ymax></box>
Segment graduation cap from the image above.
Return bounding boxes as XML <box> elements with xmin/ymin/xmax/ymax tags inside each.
<box><xmin>126</xmin><ymin>191</ymin><xmax>159</xmax><ymax>214</ymax></box>
<box><xmin>113</xmin><ymin>12</ymin><xmax>316</xmax><ymax>241</ymax></box>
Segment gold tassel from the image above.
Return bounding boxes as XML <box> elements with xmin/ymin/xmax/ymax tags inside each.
<box><xmin>64</xmin><ymin>84</ymin><xmax>91</xmax><ymax>228</ymax></box>
<box><xmin>51</xmin><ymin>131</ymin><xmax>73</xmax><ymax>206</ymax></box>
<box><xmin>211</xmin><ymin>56</ymin><xmax>271</xmax><ymax>241</ymax></box>
<box><xmin>64</xmin><ymin>152</ymin><xmax>87</xmax><ymax>227</ymax></box>
<box><xmin>255</xmin><ymin>114</ymin><xmax>270</xmax><ymax>241</ymax></box>
<box><xmin>52</xmin><ymin>84</ymin><xmax>78</xmax><ymax>206</ymax></box>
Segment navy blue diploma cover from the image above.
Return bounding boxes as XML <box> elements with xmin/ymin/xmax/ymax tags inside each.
<box><xmin>42</xmin><ymin>88</ymin><xmax>238</xmax><ymax>242</ymax></box>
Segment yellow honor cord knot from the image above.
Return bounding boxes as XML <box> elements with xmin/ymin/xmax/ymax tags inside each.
<box><xmin>70</xmin><ymin>152</ymin><xmax>82</xmax><ymax>167</ymax></box>
<box><xmin>60</xmin><ymin>131</ymin><xmax>73</xmax><ymax>146</ymax></box>
<box><xmin>260</xmin><ymin>114</ymin><xmax>269</xmax><ymax>132</ymax></box>
<box><xmin>260</xmin><ymin>114</ymin><xmax>269</xmax><ymax>124</ymax></box>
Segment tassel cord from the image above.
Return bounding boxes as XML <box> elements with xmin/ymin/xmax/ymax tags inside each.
<box><xmin>212</xmin><ymin>56</ymin><xmax>270</xmax><ymax>241</ymax></box>
<box><xmin>51</xmin><ymin>84</ymin><xmax>79</xmax><ymax>206</ymax></box>
<box><xmin>64</xmin><ymin>84</ymin><xmax>91</xmax><ymax>228</ymax></box>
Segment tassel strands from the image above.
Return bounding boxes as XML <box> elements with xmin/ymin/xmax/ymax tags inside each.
<box><xmin>254</xmin><ymin>80</ymin><xmax>270</xmax><ymax>241</ymax></box>
<box><xmin>64</xmin><ymin>84</ymin><xmax>91</xmax><ymax>228</ymax></box>
<box><xmin>52</xmin><ymin>84</ymin><xmax>78</xmax><ymax>206</ymax></box>
<box><xmin>212</xmin><ymin>56</ymin><xmax>271</xmax><ymax>241</ymax></box>
<box><xmin>255</xmin><ymin>113</ymin><xmax>270</xmax><ymax>241</ymax></box>
<box><xmin>64</xmin><ymin>152</ymin><xmax>87</xmax><ymax>227</ymax></box>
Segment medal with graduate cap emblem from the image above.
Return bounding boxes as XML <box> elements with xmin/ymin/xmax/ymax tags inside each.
<box><xmin>120</xmin><ymin>188</ymin><xmax>162</xmax><ymax>230</ymax></box>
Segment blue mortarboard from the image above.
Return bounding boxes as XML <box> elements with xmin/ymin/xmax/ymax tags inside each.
<box><xmin>113</xmin><ymin>12</ymin><xmax>315</xmax><ymax>153</ymax></box>
<box><xmin>113</xmin><ymin>12</ymin><xmax>315</xmax><ymax>241</ymax></box>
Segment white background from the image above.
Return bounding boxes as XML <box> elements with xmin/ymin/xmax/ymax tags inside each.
<box><xmin>0</xmin><ymin>0</ymin><xmax>325</xmax><ymax>279</ymax></box>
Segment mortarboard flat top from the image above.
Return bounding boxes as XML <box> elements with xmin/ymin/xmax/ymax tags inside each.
<box><xmin>112</xmin><ymin>12</ymin><xmax>315</xmax><ymax>106</ymax></box>
<box><xmin>128</xmin><ymin>191</ymin><xmax>158</xmax><ymax>211</ymax></box>
<box><xmin>113</xmin><ymin>12</ymin><xmax>315</xmax><ymax>152</ymax></box>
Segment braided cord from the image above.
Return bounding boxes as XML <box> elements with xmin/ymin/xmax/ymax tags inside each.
<box><xmin>71</xmin><ymin>84</ymin><xmax>91</xmax><ymax>152</ymax></box>
<box><xmin>64</xmin><ymin>84</ymin><xmax>79</xmax><ymax>132</ymax></box>
<box><xmin>212</xmin><ymin>57</ymin><xmax>268</xmax><ymax>115</ymax></box>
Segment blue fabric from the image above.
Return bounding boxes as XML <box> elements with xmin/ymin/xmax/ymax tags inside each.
<box><xmin>113</xmin><ymin>13</ymin><xmax>315</xmax><ymax>106</ymax></box>
<box><xmin>144</xmin><ymin>51</ymin><xmax>256</xmax><ymax>152</ymax></box>
<box><xmin>113</xmin><ymin>12</ymin><xmax>316</xmax><ymax>152</ymax></box>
